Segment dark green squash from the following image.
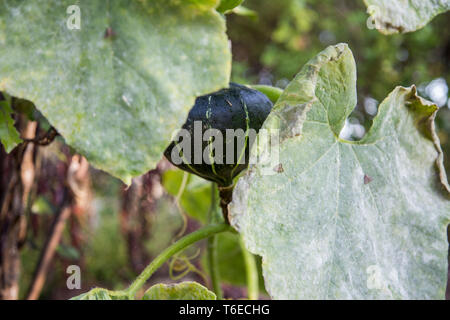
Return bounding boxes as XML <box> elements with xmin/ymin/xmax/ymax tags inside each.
<box><xmin>164</xmin><ymin>83</ymin><xmax>273</xmax><ymax>187</ymax></box>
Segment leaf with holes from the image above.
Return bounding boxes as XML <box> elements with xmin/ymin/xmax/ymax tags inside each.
<box><xmin>0</xmin><ymin>0</ymin><xmax>230</xmax><ymax>184</ymax></box>
<box><xmin>364</xmin><ymin>0</ymin><xmax>450</xmax><ymax>34</ymax></box>
<box><xmin>230</xmin><ymin>43</ymin><xmax>450</xmax><ymax>299</ymax></box>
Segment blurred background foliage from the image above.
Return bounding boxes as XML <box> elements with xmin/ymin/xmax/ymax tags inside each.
<box><xmin>229</xmin><ymin>0</ymin><xmax>449</xmax><ymax>158</ymax></box>
<box><xmin>10</xmin><ymin>0</ymin><xmax>449</xmax><ymax>299</ymax></box>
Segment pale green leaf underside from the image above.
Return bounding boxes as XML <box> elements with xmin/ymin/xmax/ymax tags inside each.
<box><xmin>143</xmin><ymin>281</ymin><xmax>216</xmax><ymax>300</ymax></box>
<box><xmin>0</xmin><ymin>0</ymin><xmax>230</xmax><ymax>184</ymax></box>
<box><xmin>364</xmin><ymin>0</ymin><xmax>450</xmax><ymax>34</ymax></box>
<box><xmin>230</xmin><ymin>43</ymin><xmax>450</xmax><ymax>299</ymax></box>
<box><xmin>0</xmin><ymin>100</ymin><xmax>22</xmax><ymax>152</ymax></box>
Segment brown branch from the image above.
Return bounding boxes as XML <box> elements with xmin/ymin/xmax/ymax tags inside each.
<box><xmin>0</xmin><ymin>117</ymin><xmax>37</xmax><ymax>300</ymax></box>
<box><xmin>446</xmin><ymin>225</ymin><xmax>449</xmax><ymax>300</ymax></box>
<box><xmin>25</xmin><ymin>154</ymin><xmax>87</xmax><ymax>300</ymax></box>
<box><xmin>67</xmin><ymin>155</ymin><xmax>91</xmax><ymax>257</ymax></box>
<box><xmin>18</xmin><ymin>121</ymin><xmax>38</xmax><ymax>248</ymax></box>
<box><xmin>25</xmin><ymin>206</ymin><xmax>71</xmax><ymax>300</ymax></box>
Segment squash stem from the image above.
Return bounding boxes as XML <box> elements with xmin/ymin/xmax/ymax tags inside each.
<box><xmin>218</xmin><ymin>184</ymin><xmax>234</xmax><ymax>224</ymax></box>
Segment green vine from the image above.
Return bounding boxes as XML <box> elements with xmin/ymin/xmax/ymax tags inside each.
<box><xmin>125</xmin><ymin>223</ymin><xmax>232</xmax><ymax>298</ymax></box>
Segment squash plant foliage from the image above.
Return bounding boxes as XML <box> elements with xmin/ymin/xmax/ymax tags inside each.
<box><xmin>230</xmin><ymin>43</ymin><xmax>450</xmax><ymax>299</ymax></box>
<box><xmin>0</xmin><ymin>0</ymin><xmax>231</xmax><ymax>184</ymax></box>
<box><xmin>364</xmin><ymin>0</ymin><xmax>450</xmax><ymax>34</ymax></box>
<box><xmin>0</xmin><ymin>0</ymin><xmax>449</xmax><ymax>300</ymax></box>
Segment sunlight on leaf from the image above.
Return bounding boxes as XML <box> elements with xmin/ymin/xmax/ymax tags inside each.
<box><xmin>231</xmin><ymin>43</ymin><xmax>450</xmax><ymax>299</ymax></box>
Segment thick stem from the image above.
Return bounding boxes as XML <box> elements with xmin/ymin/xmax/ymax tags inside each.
<box><xmin>249</xmin><ymin>85</ymin><xmax>283</xmax><ymax>104</ymax></box>
<box><xmin>239</xmin><ymin>236</ymin><xmax>259</xmax><ymax>300</ymax></box>
<box><xmin>26</xmin><ymin>206</ymin><xmax>71</xmax><ymax>300</ymax></box>
<box><xmin>126</xmin><ymin>223</ymin><xmax>232</xmax><ymax>297</ymax></box>
<box><xmin>27</xmin><ymin>154</ymin><xmax>91</xmax><ymax>300</ymax></box>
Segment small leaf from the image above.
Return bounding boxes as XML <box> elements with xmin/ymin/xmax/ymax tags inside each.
<box><xmin>0</xmin><ymin>98</ymin><xmax>22</xmax><ymax>153</ymax></box>
<box><xmin>230</xmin><ymin>43</ymin><xmax>450</xmax><ymax>299</ymax></box>
<box><xmin>71</xmin><ymin>288</ymin><xmax>130</xmax><ymax>300</ymax></box>
<box><xmin>56</xmin><ymin>244</ymin><xmax>80</xmax><ymax>261</ymax></box>
<box><xmin>143</xmin><ymin>281</ymin><xmax>216</xmax><ymax>300</ymax></box>
<box><xmin>364</xmin><ymin>0</ymin><xmax>450</xmax><ymax>34</ymax></box>
<box><xmin>217</xmin><ymin>0</ymin><xmax>244</xmax><ymax>13</ymax></box>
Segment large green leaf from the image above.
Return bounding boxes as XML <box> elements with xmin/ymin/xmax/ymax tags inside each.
<box><xmin>0</xmin><ymin>0</ymin><xmax>231</xmax><ymax>184</ymax></box>
<box><xmin>143</xmin><ymin>281</ymin><xmax>216</xmax><ymax>300</ymax></box>
<box><xmin>364</xmin><ymin>0</ymin><xmax>450</xmax><ymax>34</ymax></box>
<box><xmin>230</xmin><ymin>43</ymin><xmax>450</xmax><ymax>299</ymax></box>
<box><xmin>0</xmin><ymin>99</ymin><xmax>22</xmax><ymax>153</ymax></box>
